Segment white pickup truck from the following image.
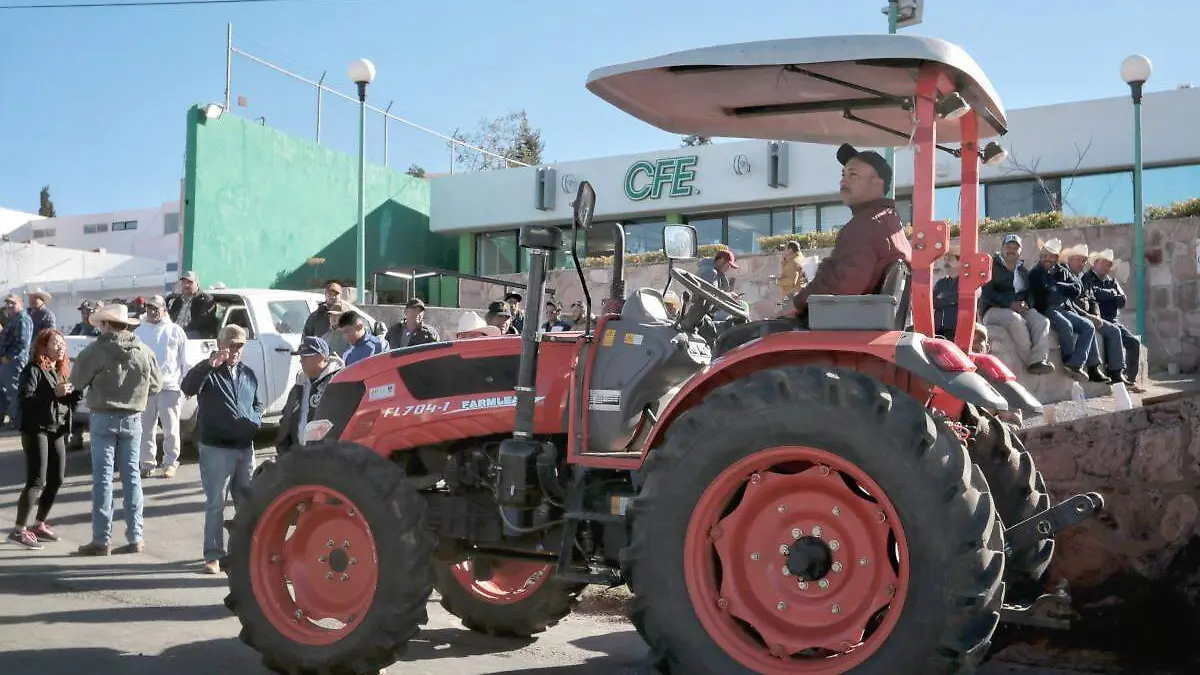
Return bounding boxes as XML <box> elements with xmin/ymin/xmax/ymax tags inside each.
<box><xmin>65</xmin><ymin>288</ymin><xmax>386</xmax><ymax>445</ymax></box>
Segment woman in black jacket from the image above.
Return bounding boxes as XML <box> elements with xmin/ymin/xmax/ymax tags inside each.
<box><xmin>7</xmin><ymin>328</ymin><xmax>82</xmax><ymax>550</ymax></box>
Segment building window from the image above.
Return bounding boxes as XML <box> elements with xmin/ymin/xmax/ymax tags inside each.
<box><xmin>794</xmin><ymin>205</ymin><xmax>818</xmax><ymax>234</ymax></box>
<box><xmin>1060</xmin><ymin>171</ymin><xmax>1132</xmax><ymax>222</ymax></box>
<box><xmin>165</xmin><ymin>262</ymin><xmax>179</xmax><ymax>272</ymax></box>
<box><xmin>624</xmin><ymin>220</ymin><xmax>668</xmax><ymax>255</ymax></box>
<box><xmin>163</xmin><ymin>212</ymin><xmax>180</xmax><ymax>235</ymax></box>
<box><xmin>83</xmin><ymin>223</ymin><xmax>108</xmax><ymax>234</ymax></box>
<box><xmin>818</xmin><ymin>204</ymin><xmax>852</xmax><ymax>232</ymax></box>
<box><xmin>1144</xmin><ymin>163</ymin><xmax>1200</xmax><ymax>213</ymax></box>
<box><xmin>984</xmin><ymin>178</ymin><xmax>1060</xmax><ymax>219</ymax></box>
<box><xmin>112</xmin><ymin>220</ymin><xmax>138</xmax><ymax>231</ymax></box>
<box><xmin>726</xmin><ymin>211</ymin><xmax>772</xmax><ymax>254</ymax></box>
<box><xmin>686</xmin><ymin>217</ymin><xmax>724</xmax><ymax>248</ymax></box>
<box><xmin>31</xmin><ymin>228</ymin><xmax>56</xmax><ymax>239</ymax></box>
<box><xmin>477</xmin><ymin>230</ymin><xmax>519</xmax><ymax>275</ymax></box>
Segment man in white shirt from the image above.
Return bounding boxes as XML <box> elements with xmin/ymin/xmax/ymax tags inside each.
<box><xmin>134</xmin><ymin>295</ymin><xmax>190</xmax><ymax>478</ymax></box>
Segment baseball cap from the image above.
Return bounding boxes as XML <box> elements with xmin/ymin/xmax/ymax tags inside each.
<box><xmin>78</xmin><ymin>300</ymin><xmax>96</xmax><ymax>311</ymax></box>
<box><xmin>836</xmin><ymin>143</ymin><xmax>894</xmax><ymax>192</ymax></box>
<box><xmin>1002</xmin><ymin>234</ymin><xmax>1023</xmax><ymax>247</ymax></box>
<box><xmin>293</xmin><ymin>336</ymin><xmax>330</xmax><ymax>357</ymax></box>
<box><xmin>504</xmin><ymin>292</ymin><xmax>523</xmax><ymax>303</ymax></box>
<box><xmin>179</xmin><ymin>270</ymin><xmax>199</xmax><ymax>283</ymax></box>
<box><xmin>405</xmin><ymin>297</ymin><xmax>426</xmax><ymax>311</ymax></box>
<box><xmin>715</xmin><ymin>249</ymin><xmax>739</xmax><ymax>269</ymax></box>
<box><xmin>487</xmin><ymin>300</ymin><xmax>511</xmax><ymax>317</ymax></box>
<box><xmin>145</xmin><ymin>295</ymin><xmax>165</xmax><ymax>308</ymax></box>
<box><xmin>219</xmin><ymin>324</ymin><xmax>247</xmax><ymax>344</ymax></box>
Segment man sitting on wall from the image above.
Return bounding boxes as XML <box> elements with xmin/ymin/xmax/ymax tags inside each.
<box><xmin>780</xmin><ymin>143</ymin><xmax>911</xmax><ymax>321</ymax></box>
<box><xmin>1062</xmin><ymin>243</ymin><xmax>1127</xmax><ymax>387</ymax></box>
<box><xmin>1028</xmin><ymin>239</ymin><xmax>1106</xmax><ymax>384</ymax></box>
<box><xmin>979</xmin><ymin>234</ymin><xmax>1054</xmax><ymax>374</ymax></box>
<box><xmin>1082</xmin><ymin>248</ymin><xmax>1146</xmax><ymax>393</ymax></box>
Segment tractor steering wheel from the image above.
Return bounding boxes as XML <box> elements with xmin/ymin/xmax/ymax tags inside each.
<box><xmin>671</xmin><ymin>267</ymin><xmax>751</xmax><ymax>324</ymax></box>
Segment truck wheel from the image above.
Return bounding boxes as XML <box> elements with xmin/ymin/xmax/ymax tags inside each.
<box><xmin>224</xmin><ymin>442</ymin><xmax>434</xmax><ymax>675</ymax></box>
<box><xmin>962</xmin><ymin>404</ymin><xmax>1054</xmax><ymax>598</ymax></box>
<box><xmin>434</xmin><ymin>559</ymin><xmax>583</xmax><ymax>637</ymax></box>
<box><xmin>623</xmin><ymin>365</ymin><xmax>1005</xmax><ymax>675</ymax></box>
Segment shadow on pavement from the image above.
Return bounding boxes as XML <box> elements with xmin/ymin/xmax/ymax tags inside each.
<box><xmin>481</xmin><ymin>630</ymin><xmax>652</xmax><ymax>674</ymax></box>
<box><xmin>0</xmin><ymin>638</ymin><xmax>267</xmax><ymax>675</ymax></box>
<box><xmin>0</xmin><ymin>560</ymin><xmax>228</xmax><ymax>596</ymax></box>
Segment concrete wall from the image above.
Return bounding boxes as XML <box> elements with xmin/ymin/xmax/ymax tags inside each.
<box><xmin>181</xmin><ymin>106</ymin><xmax>458</xmax><ymax>301</ymax></box>
<box><xmin>461</xmin><ymin>217</ymin><xmax>1200</xmax><ymax>376</ymax></box>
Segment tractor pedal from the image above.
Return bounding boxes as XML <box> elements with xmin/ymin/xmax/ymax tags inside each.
<box><xmin>1004</xmin><ymin>492</ymin><xmax>1104</xmax><ymax>552</ymax></box>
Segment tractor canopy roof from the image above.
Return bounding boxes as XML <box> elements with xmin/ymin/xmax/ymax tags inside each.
<box><xmin>586</xmin><ymin>34</ymin><xmax>1007</xmax><ymax>147</ymax></box>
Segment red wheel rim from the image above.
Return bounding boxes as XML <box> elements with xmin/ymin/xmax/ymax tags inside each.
<box><xmin>250</xmin><ymin>485</ymin><xmax>380</xmax><ymax>646</ymax></box>
<box><xmin>683</xmin><ymin>446</ymin><xmax>911</xmax><ymax>674</ymax></box>
<box><xmin>449</xmin><ymin>560</ymin><xmax>551</xmax><ymax>605</ymax></box>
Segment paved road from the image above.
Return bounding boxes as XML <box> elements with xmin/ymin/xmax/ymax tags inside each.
<box><xmin>0</xmin><ymin>432</ymin><xmax>1102</xmax><ymax>674</ymax></box>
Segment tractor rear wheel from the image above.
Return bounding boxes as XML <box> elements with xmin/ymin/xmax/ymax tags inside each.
<box><xmin>224</xmin><ymin>442</ymin><xmax>434</xmax><ymax>675</ymax></box>
<box><xmin>434</xmin><ymin>559</ymin><xmax>584</xmax><ymax>637</ymax></box>
<box><xmin>623</xmin><ymin>365</ymin><xmax>1006</xmax><ymax>675</ymax></box>
<box><xmin>962</xmin><ymin>404</ymin><xmax>1054</xmax><ymax>599</ymax></box>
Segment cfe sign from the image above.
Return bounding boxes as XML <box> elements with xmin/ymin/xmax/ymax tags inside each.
<box><xmin>624</xmin><ymin>155</ymin><xmax>699</xmax><ymax>201</ymax></box>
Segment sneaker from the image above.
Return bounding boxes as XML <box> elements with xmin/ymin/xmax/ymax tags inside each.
<box><xmin>1087</xmin><ymin>366</ymin><xmax>1112</xmax><ymax>384</ymax></box>
<box><xmin>202</xmin><ymin>560</ymin><xmax>221</xmax><ymax>575</ymax></box>
<box><xmin>1027</xmin><ymin>361</ymin><xmax>1055</xmax><ymax>375</ymax></box>
<box><xmin>163</xmin><ymin>465</ymin><xmax>177</xmax><ymax>479</ymax></box>
<box><xmin>1062</xmin><ymin>365</ymin><xmax>1089</xmax><ymax>382</ymax></box>
<box><xmin>141</xmin><ymin>468</ymin><xmax>156</xmax><ymax>479</ymax></box>
<box><xmin>77</xmin><ymin>541</ymin><xmax>110</xmax><ymax>556</ymax></box>
<box><xmin>8</xmin><ymin>529</ymin><xmax>43</xmax><ymax>550</ymax></box>
<box><xmin>30</xmin><ymin>522</ymin><xmax>58</xmax><ymax>542</ymax></box>
<box><xmin>113</xmin><ymin>541</ymin><xmax>145</xmax><ymax>554</ymax></box>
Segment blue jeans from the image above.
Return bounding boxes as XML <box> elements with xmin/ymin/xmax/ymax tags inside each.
<box><xmin>0</xmin><ymin>359</ymin><xmax>24</xmax><ymax>428</ymax></box>
<box><xmin>1046</xmin><ymin>309</ymin><xmax>1097</xmax><ymax>369</ymax></box>
<box><xmin>1117</xmin><ymin>322</ymin><xmax>1141</xmax><ymax>380</ymax></box>
<box><xmin>1095</xmin><ymin>319</ymin><xmax>1126</xmax><ymax>374</ymax></box>
<box><xmin>199</xmin><ymin>443</ymin><xmax>255</xmax><ymax>563</ymax></box>
<box><xmin>89</xmin><ymin>412</ymin><xmax>144</xmax><ymax>546</ymax></box>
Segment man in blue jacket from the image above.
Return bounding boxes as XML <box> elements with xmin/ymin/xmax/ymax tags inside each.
<box><xmin>1028</xmin><ymin>239</ymin><xmax>1105</xmax><ymax>383</ymax></box>
<box><xmin>338</xmin><ymin>310</ymin><xmax>389</xmax><ymax>366</ymax></box>
<box><xmin>181</xmin><ymin>324</ymin><xmax>262</xmax><ymax>574</ymax></box>
<box><xmin>1083</xmin><ymin>249</ymin><xmax>1145</xmax><ymax>392</ymax></box>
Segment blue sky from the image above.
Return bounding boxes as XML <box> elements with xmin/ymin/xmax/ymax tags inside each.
<box><xmin>0</xmin><ymin>0</ymin><xmax>1194</xmax><ymax>216</ymax></box>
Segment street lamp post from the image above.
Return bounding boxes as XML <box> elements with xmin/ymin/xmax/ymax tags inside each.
<box><xmin>1121</xmin><ymin>54</ymin><xmax>1152</xmax><ymax>337</ymax></box>
<box><xmin>348</xmin><ymin>57</ymin><xmax>376</xmax><ymax>303</ymax></box>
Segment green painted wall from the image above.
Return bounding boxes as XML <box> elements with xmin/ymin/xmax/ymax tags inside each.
<box><xmin>182</xmin><ymin>105</ymin><xmax>458</xmax><ymax>300</ymax></box>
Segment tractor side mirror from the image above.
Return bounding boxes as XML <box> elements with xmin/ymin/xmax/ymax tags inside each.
<box><xmin>663</xmin><ymin>225</ymin><xmax>698</xmax><ymax>260</ymax></box>
<box><xmin>572</xmin><ymin>181</ymin><xmax>596</xmax><ymax>232</ymax></box>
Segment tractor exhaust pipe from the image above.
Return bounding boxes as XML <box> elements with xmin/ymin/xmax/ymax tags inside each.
<box><xmin>607</xmin><ymin>224</ymin><xmax>626</xmax><ymax>314</ymax></box>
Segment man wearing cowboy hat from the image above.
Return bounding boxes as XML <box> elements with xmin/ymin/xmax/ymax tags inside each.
<box><xmin>1028</xmin><ymin>239</ymin><xmax>1105</xmax><ymax>383</ymax></box>
<box><xmin>26</xmin><ymin>289</ymin><xmax>55</xmax><ymax>335</ymax></box>
<box><xmin>134</xmin><ymin>295</ymin><xmax>190</xmax><ymax>479</ymax></box>
<box><xmin>1082</xmin><ymin>249</ymin><xmax>1145</xmax><ymax>392</ymax></box>
<box><xmin>1063</xmin><ymin>244</ymin><xmax>1126</xmax><ymax>387</ymax></box>
<box><xmin>181</xmin><ymin>324</ymin><xmax>263</xmax><ymax>574</ymax></box>
<box><xmin>68</xmin><ymin>300</ymin><xmax>101</xmax><ymax>337</ymax></box>
<box><xmin>0</xmin><ymin>294</ymin><xmax>34</xmax><ymax>429</ymax></box>
<box><xmin>979</xmin><ymin>234</ymin><xmax>1054</xmax><ymax>374</ymax></box>
<box><xmin>456</xmin><ymin>311</ymin><xmax>503</xmax><ymax>339</ymax></box>
<box><xmin>385</xmin><ymin>297</ymin><xmax>440</xmax><ymax>349</ymax></box>
<box><xmin>69</xmin><ymin>302</ymin><xmax>162</xmax><ymax>556</ymax></box>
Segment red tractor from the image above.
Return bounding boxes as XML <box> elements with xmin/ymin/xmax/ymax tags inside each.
<box><xmin>226</xmin><ymin>35</ymin><xmax>1105</xmax><ymax>674</ymax></box>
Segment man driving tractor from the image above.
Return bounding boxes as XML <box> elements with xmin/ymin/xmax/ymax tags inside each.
<box><xmin>781</xmin><ymin>143</ymin><xmax>911</xmax><ymax>321</ymax></box>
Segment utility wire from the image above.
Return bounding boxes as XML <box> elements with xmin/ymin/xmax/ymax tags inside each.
<box><xmin>0</xmin><ymin>0</ymin><xmax>359</xmax><ymax>9</ymax></box>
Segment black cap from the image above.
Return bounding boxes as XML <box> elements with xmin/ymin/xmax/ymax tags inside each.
<box><xmin>405</xmin><ymin>297</ymin><xmax>426</xmax><ymax>311</ymax></box>
<box><xmin>504</xmin><ymin>292</ymin><xmax>522</xmax><ymax>303</ymax></box>
<box><xmin>487</xmin><ymin>301</ymin><xmax>511</xmax><ymax>317</ymax></box>
<box><xmin>837</xmin><ymin>143</ymin><xmax>893</xmax><ymax>192</ymax></box>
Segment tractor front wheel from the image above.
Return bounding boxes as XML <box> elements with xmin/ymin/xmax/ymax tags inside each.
<box><xmin>224</xmin><ymin>442</ymin><xmax>434</xmax><ymax>675</ymax></box>
<box><xmin>624</xmin><ymin>365</ymin><xmax>1006</xmax><ymax>675</ymax></box>
<box><xmin>434</xmin><ymin>558</ymin><xmax>583</xmax><ymax>637</ymax></box>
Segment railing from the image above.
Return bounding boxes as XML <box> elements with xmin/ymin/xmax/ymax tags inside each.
<box><xmin>371</xmin><ymin>265</ymin><xmax>526</xmax><ymax>308</ymax></box>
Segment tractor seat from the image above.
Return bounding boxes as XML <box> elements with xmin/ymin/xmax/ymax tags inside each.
<box><xmin>711</xmin><ymin>260</ymin><xmax>912</xmax><ymax>357</ymax></box>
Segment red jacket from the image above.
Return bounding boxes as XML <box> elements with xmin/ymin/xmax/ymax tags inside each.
<box><xmin>793</xmin><ymin>198</ymin><xmax>911</xmax><ymax>312</ymax></box>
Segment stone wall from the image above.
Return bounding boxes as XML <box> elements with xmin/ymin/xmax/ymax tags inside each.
<box><xmin>460</xmin><ymin>217</ymin><xmax>1200</xmax><ymax>374</ymax></box>
<box><xmin>1014</xmin><ymin>393</ymin><xmax>1200</xmax><ymax>665</ymax></box>
<box><xmin>360</xmin><ymin>304</ymin><xmax>481</xmax><ymax>343</ymax></box>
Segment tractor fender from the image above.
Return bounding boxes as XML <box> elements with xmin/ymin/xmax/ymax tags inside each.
<box><xmin>642</xmin><ymin>330</ymin><xmax>1007</xmax><ymax>455</ymax></box>
<box><xmin>892</xmin><ymin>332</ymin><xmax>1010</xmax><ymax>411</ymax></box>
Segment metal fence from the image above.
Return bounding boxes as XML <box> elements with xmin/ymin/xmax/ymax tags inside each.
<box><xmin>221</xmin><ymin>23</ymin><xmax>529</xmax><ymax>174</ymax></box>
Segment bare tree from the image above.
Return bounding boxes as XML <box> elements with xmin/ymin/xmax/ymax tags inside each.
<box><xmin>449</xmin><ymin>110</ymin><xmax>545</xmax><ymax>172</ymax></box>
<box><xmin>998</xmin><ymin>136</ymin><xmax>1096</xmax><ymax>215</ymax></box>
